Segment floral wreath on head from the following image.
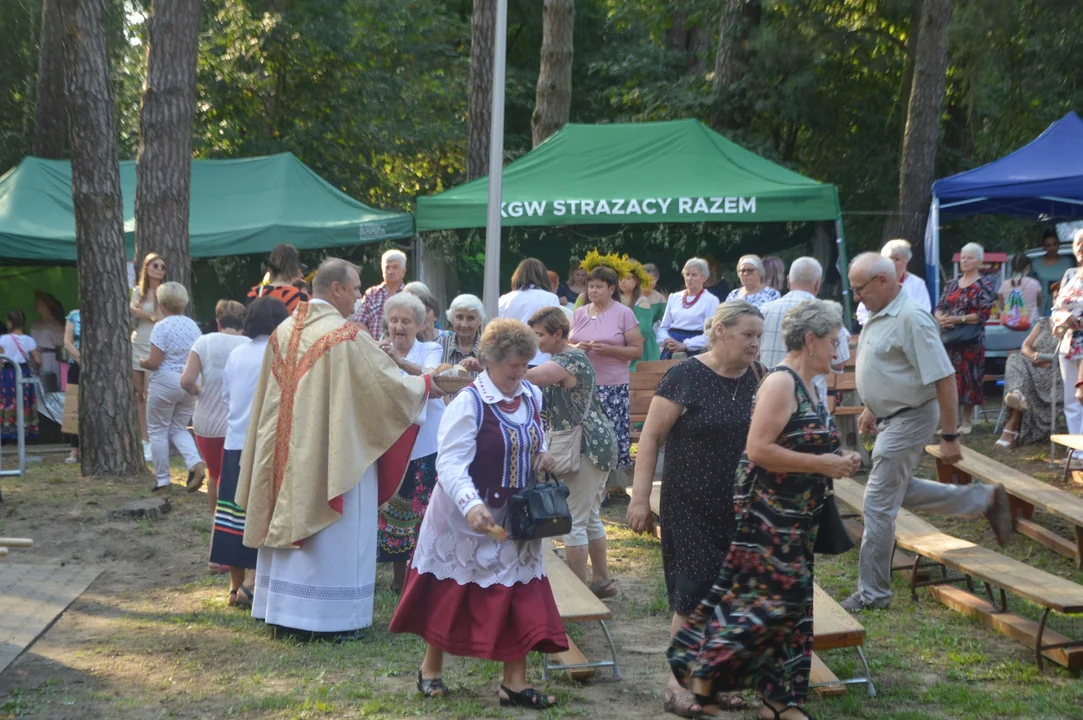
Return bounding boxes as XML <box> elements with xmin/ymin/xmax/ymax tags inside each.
<box><xmin>578</xmin><ymin>250</ymin><xmax>654</xmax><ymax>292</ymax></box>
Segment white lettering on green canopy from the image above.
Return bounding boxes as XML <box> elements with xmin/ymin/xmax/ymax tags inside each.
<box><xmin>501</xmin><ymin>197</ymin><xmax>756</xmax><ymax>218</ymax></box>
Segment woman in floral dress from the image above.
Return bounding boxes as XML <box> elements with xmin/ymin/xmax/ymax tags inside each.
<box><xmin>935</xmin><ymin>243</ymin><xmax>996</xmax><ymax>433</ymax></box>
<box><xmin>666</xmin><ymin>300</ymin><xmax>860</xmax><ymax>720</ymax></box>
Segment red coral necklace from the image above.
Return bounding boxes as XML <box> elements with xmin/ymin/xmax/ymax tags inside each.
<box><xmin>682</xmin><ymin>290</ymin><xmax>705</xmax><ymax>309</ymax></box>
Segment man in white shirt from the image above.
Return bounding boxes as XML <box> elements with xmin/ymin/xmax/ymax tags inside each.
<box><xmin>759</xmin><ymin>257</ymin><xmax>850</xmax><ymax>407</ymax></box>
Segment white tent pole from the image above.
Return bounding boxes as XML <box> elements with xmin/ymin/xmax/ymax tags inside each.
<box><xmin>482</xmin><ymin>0</ymin><xmax>509</xmax><ymax>322</ymax></box>
<box><xmin>924</xmin><ymin>196</ymin><xmax>940</xmax><ymax>306</ymax></box>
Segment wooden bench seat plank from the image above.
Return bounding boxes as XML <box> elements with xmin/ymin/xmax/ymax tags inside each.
<box><xmin>926</xmin><ymin>445</ymin><xmax>1083</xmax><ymax>523</ymax></box>
<box><xmin>813</xmin><ymin>584</ymin><xmax>865</xmax><ymax>650</ymax></box>
<box><xmin>550</xmin><ymin>636</ymin><xmax>596</xmax><ymax>680</ymax></box>
<box><xmin>543</xmin><ymin>544</ymin><xmax>613</xmax><ymax>623</ymax></box>
<box><xmin>1052</xmin><ymin>434</ymin><xmax>1083</xmax><ymax>453</ymax></box>
<box><xmin>835</xmin><ymin>477</ymin><xmax>1083</xmax><ymax>614</ymax></box>
<box><xmin>809</xmin><ymin>653</ymin><xmax>847</xmax><ymax>697</ymax></box>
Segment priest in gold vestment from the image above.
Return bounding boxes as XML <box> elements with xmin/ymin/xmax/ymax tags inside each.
<box><xmin>237</xmin><ymin>258</ymin><xmax>431</xmax><ymax>641</ymax></box>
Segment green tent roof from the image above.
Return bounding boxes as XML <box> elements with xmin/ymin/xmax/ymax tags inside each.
<box><xmin>0</xmin><ymin>153</ymin><xmax>414</xmax><ymax>262</ymax></box>
<box><xmin>416</xmin><ymin>119</ymin><xmax>840</xmax><ymax>231</ymax></box>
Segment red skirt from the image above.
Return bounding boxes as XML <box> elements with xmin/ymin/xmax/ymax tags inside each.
<box><xmin>389</xmin><ymin>568</ymin><xmax>568</xmax><ymax>662</ymax></box>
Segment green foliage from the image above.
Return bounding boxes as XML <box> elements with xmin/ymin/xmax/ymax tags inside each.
<box><xmin>3</xmin><ymin>0</ymin><xmax>1083</xmax><ymax>289</ymax></box>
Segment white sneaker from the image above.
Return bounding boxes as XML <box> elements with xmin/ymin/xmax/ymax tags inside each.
<box><xmin>142</xmin><ymin>441</ymin><xmax>153</xmax><ymax>462</ymax></box>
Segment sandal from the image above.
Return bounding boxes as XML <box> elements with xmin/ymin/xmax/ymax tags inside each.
<box><xmin>233</xmin><ymin>585</ymin><xmax>253</xmax><ymax>608</ymax></box>
<box><xmin>416</xmin><ymin>668</ymin><xmax>450</xmax><ymax>698</ymax></box>
<box><xmin>717</xmin><ymin>691</ymin><xmax>745</xmax><ymax>710</ymax></box>
<box><xmin>499</xmin><ymin>684</ymin><xmax>555</xmax><ymax>710</ymax></box>
<box><xmin>995</xmin><ymin>429</ymin><xmax>1017</xmax><ymax>449</ymax></box>
<box><xmin>664</xmin><ymin>687</ymin><xmax>712</xmax><ymax>718</ymax></box>
<box><xmin>589</xmin><ymin>580</ymin><xmax>618</xmax><ymax>599</ymax></box>
<box><xmin>187</xmin><ymin>462</ymin><xmax>207</xmax><ymax>493</ymax></box>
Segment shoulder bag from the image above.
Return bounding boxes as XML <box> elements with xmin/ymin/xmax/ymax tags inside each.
<box><xmin>814</xmin><ymin>477</ymin><xmax>856</xmax><ymax>555</ymax></box>
<box><xmin>545</xmin><ymin>362</ymin><xmax>595</xmax><ymax>476</ymax></box>
<box><xmin>506</xmin><ymin>473</ymin><xmax>572</xmax><ymax>541</ymax></box>
<box><xmin>941</xmin><ymin>323</ymin><xmax>981</xmax><ymax>349</ymax></box>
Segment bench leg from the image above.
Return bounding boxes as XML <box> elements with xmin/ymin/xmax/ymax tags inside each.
<box><xmin>599</xmin><ymin>620</ymin><xmax>621</xmax><ymax>680</ymax></box>
<box><xmin>1076</xmin><ymin>526</ymin><xmax>1083</xmax><ymax>571</ymax></box>
<box><xmin>1008</xmin><ymin>497</ymin><xmax>1034</xmax><ymax>531</ymax></box>
<box><xmin>935</xmin><ymin>458</ymin><xmax>970</xmax><ymax>485</ymax></box>
<box><xmin>855</xmin><ymin>646</ymin><xmax>876</xmax><ymax>697</ymax></box>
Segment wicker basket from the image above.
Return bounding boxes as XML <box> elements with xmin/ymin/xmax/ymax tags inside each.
<box><xmin>433</xmin><ymin>375</ymin><xmax>473</xmax><ymax>395</ymax></box>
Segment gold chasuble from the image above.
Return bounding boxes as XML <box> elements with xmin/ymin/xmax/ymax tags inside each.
<box><xmin>237</xmin><ymin>301</ymin><xmax>428</xmax><ymax>549</ymax></box>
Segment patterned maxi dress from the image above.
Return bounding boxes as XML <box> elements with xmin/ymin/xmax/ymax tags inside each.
<box><xmin>936</xmin><ymin>275</ymin><xmax>996</xmax><ymax>407</ymax></box>
<box><xmin>1003</xmin><ymin>319</ymin><xmax>1061</xmax><ymax>446</ymax></box>
<box><xmin>668</xmin><ymin>367</ymin><xmax>837</xmax><ymax>709</ymax></box>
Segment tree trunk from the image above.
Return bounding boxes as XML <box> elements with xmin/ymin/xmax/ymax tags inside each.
<box><xmin>59</xmin><ymin>0</ymin><xmax>145</xmax><ymax>477</ymax></box>
<box><xmin>33</xmin><ymin>0</ymin><xmax>66</xmax><ymax>158</ymax></box>
<box><xmin>882</xmin><ymin>0</ymin><xmax>953</xmax><ymax>269</ymax></box>
<box><xmin>712</xmin><ymin>0</ymin><xmax>761</xmax><ymax>92</ymax></box>
<box><xmin>531</xmin><ymin>0</ymin><xmax>574</xmax><ymax>148</ymax></box>
<box><xmin>133</xmin><ymin>0</ymin><xmax>201</xmax><ymax>291</ymax></box>
<box><xmin>666</xmin><ymin>11</ymin><xmax>707</xmax><ymax>75</ymax></box>
<box><xmin>467</xmin><ymin>0</ymin><xmax>496</xmax><ymax>181</ymax></box>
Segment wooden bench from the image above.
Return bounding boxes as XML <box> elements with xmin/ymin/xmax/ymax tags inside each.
<box><xmin>624</xmin><ymin>482</ymin><xmax>874</xmax><ymax>696</ymax></box>
<box><xmin>836</xmin><ymin>476</ymin><xmax>1083</xmax><ymax>670</ymax></box>
<box><xmin>542</xmin><ymin>541</ymin><xmax>620</xmax><ymax>680</ymax></box>
<box><xmin>926</xmin><ymin>444</ymin><xmax>1083</xmax><ymax>567</ymax></box>
<box><xmin>810</xmin><ymin>584</ymin><xmax>876</xmax><ymax>697</ymax></box>
<box><xmin>630</xmin><ymin>360</ymin><xmax>678</xmax><ymax>444</ymax></box>
<box><xmin>0</xmin><ymin>537</ymin><xmax>32</xmax><ymax>560</ymax></box>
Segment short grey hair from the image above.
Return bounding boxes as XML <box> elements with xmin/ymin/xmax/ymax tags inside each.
<box><xmin>881</xmin><ymin>239</ymin><xmax>913</xmax><ymax>262</ymax></box>
<box><xmin>788</xmin><ymin>257</ymin><xmax>822</xmax><ymax>286</ymax></box>
<box><xmin>313</xmin><ymin>258</ymin><xmax>357</xmax><ymax>294</ymax></box>
<box><xmin>382</xmin><ymin>248</ymin><xmax>407</xmax><ymax>267</ymax></box>
<box><xmin>737</xmin><ymin>254</ymin><xmax>766</xmax><ymax>278</ymax></box>
<box><xmin>960</xmin><ymin>242</ymin><xmax>984</xmax><ymax>262</ymax></box>
<box><xmin>850</xmin><ymin>252</ymin><xmax>895</xmax><ymax>279</ymax></box>
<box><xmin>447</xmin><ymin>293</ymin><xmax>486</xmax><ymax>324</ymax></box>
<box><xmin>782</xmin><ymin>299</ymin><xmax>844</xmax><ymax>352</ymax></box>
<box><xmin>404</xmin><ymin>281</ymin><xmax>430</xmax><ymax>295</ymax></box>
<box><xmin>704</xmin><ymin>300</ymin><xmax>763</xmax><ymax>349</ymax></box>
<box><xmin>384</xmin><ymin>291</ymin><xmax>425</xmax><ymax>326</ymax></box>
<box><xmin>156</xmin><ymin>281</ymin><xmax>189</xmax><ymax>314</ymax></box>
<box><xmin>683</xmin><ymin>257</ymin><xmax>709</xmax><ymax>277</ymax></box>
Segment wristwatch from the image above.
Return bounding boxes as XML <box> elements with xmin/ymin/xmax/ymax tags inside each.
<box><xmin>941</xmin><ymin>433</ymin><xmax>960</xmax><ymax>441</ymax></box>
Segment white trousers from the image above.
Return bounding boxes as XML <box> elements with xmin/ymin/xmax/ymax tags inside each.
<box><xmin>558</xmin><ymin>456</ymin><xmax>609</xmax><ymax>547</ymax></box>
<box><xmin>146</xmin><ymin>372</ymin><xmax>202</xmax><ymax>487</ymax></box>
<box><xmin>1059</xmin><ymin>355</ymin><xmax>1083</xmax><ymax>435</ymax></box>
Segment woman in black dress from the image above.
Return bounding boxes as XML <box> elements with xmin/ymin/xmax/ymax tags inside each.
<box><xmin>667</xmin><ymin>300</ymin><xmax>860</xmax><ymax>720</ymax></box>
<box><xmin>627</xmin><ymin>300</ymin><xmax>765</xmax><ymax>717</ymax></box>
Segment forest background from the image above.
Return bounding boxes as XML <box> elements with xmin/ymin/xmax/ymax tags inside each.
<box><xmin>2</xmin><ymin>0</ymin><xmax>1082</xmax><ymax>295</ymax></box>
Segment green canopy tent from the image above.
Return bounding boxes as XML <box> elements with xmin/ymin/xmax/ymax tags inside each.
<box><xmin>0</xmin><ymin>152</ymin><xmax>414</xmax><ymax>262</ymax></box>
<box><xmin>416</xmin><ymin>119</ymin><xmax>851</xmax><ymax>317</ymax></box>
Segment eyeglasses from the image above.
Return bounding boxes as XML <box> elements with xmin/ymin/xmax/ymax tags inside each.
<box><xmin>851</xmin><ymin>275</ymin><xmax>880</xmax><ymax>296</ymax></box>
<box><xmin>738</xmin><ymin>267</ymin><xmax>757</xmax><ymax>275</ymax></box>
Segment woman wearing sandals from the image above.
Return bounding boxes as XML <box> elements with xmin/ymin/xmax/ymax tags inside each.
<box><xmin>627</xmin><ymin>301</ymin><xmax>765</xmax><ymax>717</ymax></box>
<box><xmin>390</xmin><ymin>319</ymin><xmax>567</xmax><ymax>711</ymax></box>
<box><xmin>667</xmin><ymin>300</ymin><xmax>861</xmax><ymax>720</ymax></box>
<box><xmin>211</xmin><ymin>297</ymin><xmax>290</xmax><ymax>607</ymax></box>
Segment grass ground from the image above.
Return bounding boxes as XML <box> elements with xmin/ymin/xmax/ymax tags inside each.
<box><xmin>0</xmin><ymin>421</ymin><xmax>1083</xmax><ymax>718</ymax></box>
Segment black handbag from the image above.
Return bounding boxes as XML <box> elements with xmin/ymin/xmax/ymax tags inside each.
<box><xmin>814</xmin><ymin>479</ymin><xmax>856</xmax><ymax>555</ymax></box>
<box><xmin>941</xmin><ymin>323</ymin><xmax>981</xmax><ymax>350</ymax></box>
<box><xmin>506</xmin><ymin>474</ymin><xmax>572</xmax><ymax>541</ymax></box>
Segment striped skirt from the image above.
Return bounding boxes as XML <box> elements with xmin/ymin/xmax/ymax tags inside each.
<box><xmin>209</xmin><ymin>449</ymin><xmax>257</xmax><ymax>569</ymax></box>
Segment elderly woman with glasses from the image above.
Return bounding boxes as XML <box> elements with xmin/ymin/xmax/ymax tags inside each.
<box><xmin>726</xmin><ymin>254</ymin><xmax>780</xmax><ymax>308</ymax></box>
<box><xmin>391</xmin><ymin>319</ymin><xmax>566</xmax><ymax>711</ymax></box>
<box><xmin>856</xmin><ymin>239</ymin><xmax>932</xmax><ymax>326</ymax></box>
<box><xmin>438</xmin><ymin>294</ymin><xmax>484</xmax><ymax>375</ymax></box>
<box><xmin>657</xmin><ymin>258</ymin><xmax>722</xmax><ymax>359</ymax></box>
<box><xmin>376</xmin><ymin>292</ymin><xmax>445</xmax><ymax>593</ymax></box>
<box><xmin>139</xmin><ymin>282</ymin><xmax>206</xmax><ymax>493</ymax></box>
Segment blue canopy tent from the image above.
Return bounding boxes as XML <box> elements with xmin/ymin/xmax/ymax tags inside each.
<box><xmin>926</xmin><ymin>111</ymin><xmax>1083</xmax><ymax>302</ymax></box>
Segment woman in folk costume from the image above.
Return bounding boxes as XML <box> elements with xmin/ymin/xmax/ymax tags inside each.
<box><xmin>390</xmin><ymin>318</ymin><xmax>567</xmax><ymax>711</ymax></box>
<box><xmin>236</xmin><ymin>259</ymin><xmax>431</xmax><ymax>643</ymax></box>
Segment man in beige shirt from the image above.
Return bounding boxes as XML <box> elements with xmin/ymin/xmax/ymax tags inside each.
<box><xmin>842</xmin><ymin>253</ymin><xmax>1011</xmax><ymax>612</ymax></box>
